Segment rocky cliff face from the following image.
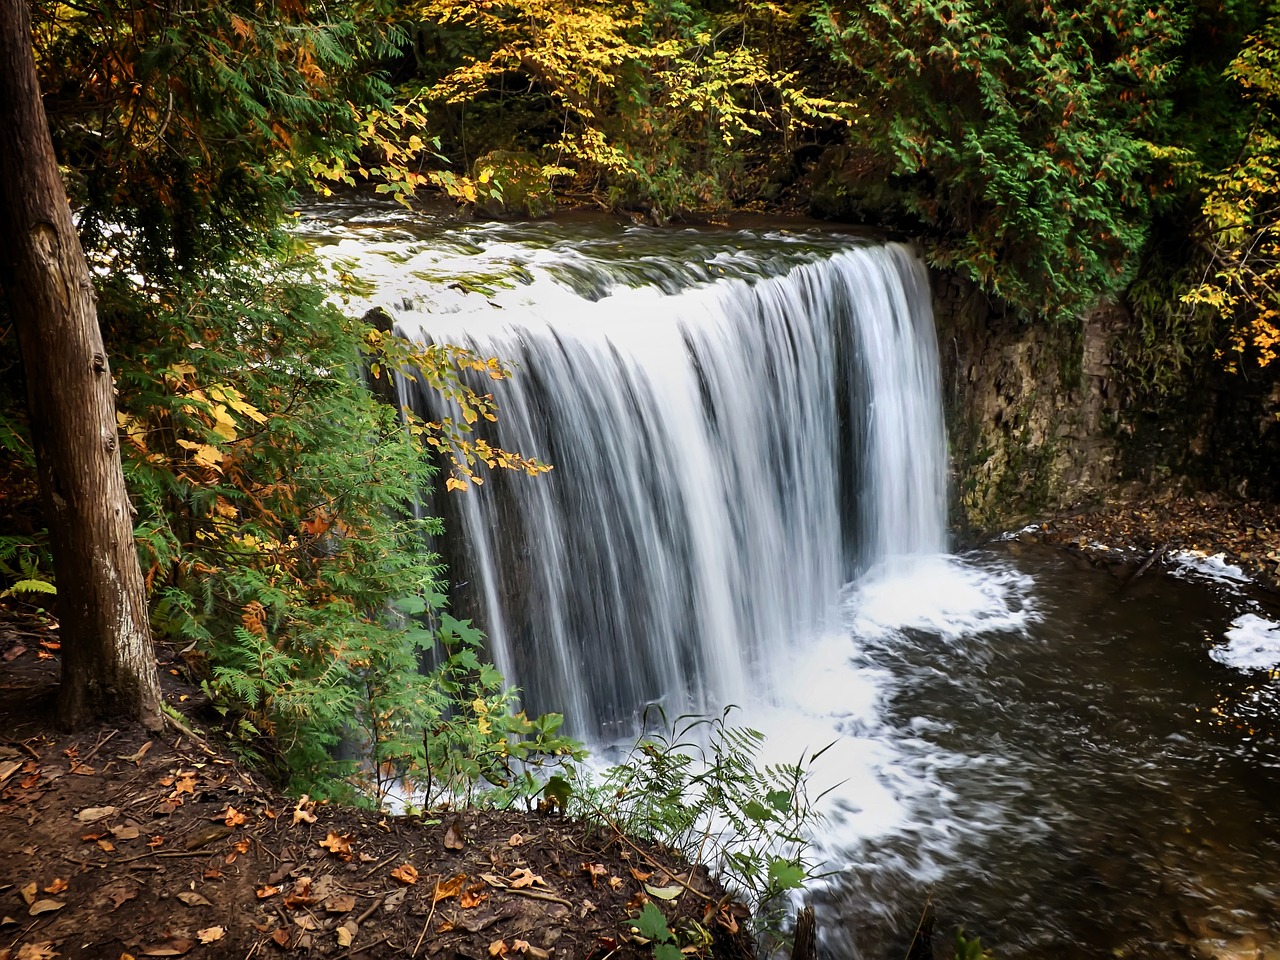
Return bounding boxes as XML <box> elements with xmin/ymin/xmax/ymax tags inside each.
<box><xmin>933</xmin><ymin>270</ymin><xmax>1126</xmax><ymax>534</ymax></box>
<box><xmin>934</xmin><ymin>269</ymin><xmax>1280</xmax><ymax>536</ymax></box>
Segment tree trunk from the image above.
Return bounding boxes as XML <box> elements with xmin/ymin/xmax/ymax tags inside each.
<box><xmin>0</xmin><ymin>0</ymin><xmax>162</xmax><ymax>730</ymax></box>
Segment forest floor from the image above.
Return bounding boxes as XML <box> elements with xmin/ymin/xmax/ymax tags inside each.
<box><xmin>0</xmin><ymin>611</ymin><xmax>748</xmax><ymax>960</ymax></box>
<box><xmin>1028</xmin><ymin>489</ymin><xmax>1280</xmax><ymax>598</ymax></box>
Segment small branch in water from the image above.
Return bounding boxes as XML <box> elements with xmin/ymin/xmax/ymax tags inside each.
<box><xmin>1123</xmin><ymin>542</ymin><xmax>1168</xmax><ymax>589</ymax></box>
<box><xmin>903</xmin><ymin>888</ymin><xmax>934</xmax><ymax>960</ymax></box>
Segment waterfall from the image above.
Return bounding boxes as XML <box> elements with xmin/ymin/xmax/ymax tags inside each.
<box><xmin>384</xmin><ymin>230</ymin><xmax>948</xmax><ymax>742</ymax></box>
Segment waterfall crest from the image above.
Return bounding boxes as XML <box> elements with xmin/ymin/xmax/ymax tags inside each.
<box><xmin>391</xmin><ymin>235</ymin><xmax>947</xmax><ymax>741</ymax></box>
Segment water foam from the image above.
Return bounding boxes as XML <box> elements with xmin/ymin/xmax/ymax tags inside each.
<box><xmin>1212</xmin><ymin>613</ymin><xmax>1280</xmax><ymax>672</ymax></box>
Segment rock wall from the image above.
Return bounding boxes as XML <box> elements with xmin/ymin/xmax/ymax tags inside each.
<box><xmin>932</xmin><ymin>270</ymin><xmax>1127</xmax><ymax>535</ymax></box>
<box><xmin>933</xmin><ymin>267</ymin><xmax>1280</xmax><ymax>536</ymax></box>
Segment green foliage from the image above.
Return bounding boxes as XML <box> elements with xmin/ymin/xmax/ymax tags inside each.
<box><xmin>632</xmin><ymin>901</ymin><xmax>686</xmax><ymax>960</ymax></box>
<box><xmin>812</xmin><ymin>0</ymin><xmax>1186</xmax><ymax>321</ymax></box>
<box><xmin>0</xmin><ymin>536</ymin><xmax>54</xmax><ymax>599</ymax></box>
<box><xmin>1119</xmin><ymin>256</ymin><xmax>1219</xmax><ymax>396</ymax></box>
<box><xmin>568</xmin><ymin>708</ymin><xmax>825</xmax><ymax>935</ymax></box>
<box><xmin>953</xmin><ymin>928</ymin><xmax>996</xmax><ymax>960</ymax></box>
<box><xmin>390</xmin><ymin>612</ymin><xmax>586</xmax><ymax>809</ymax></box>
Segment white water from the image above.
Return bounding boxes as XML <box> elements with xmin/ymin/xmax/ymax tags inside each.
<box><xmin>306</xmin><ymin>209</ymin><xmax>1022</xmax><ymax>832</ymax></box>
<box><xmin>374</xmin><ymin>231</ymin><xmax>946</xmax><ymax>737</ymax></box>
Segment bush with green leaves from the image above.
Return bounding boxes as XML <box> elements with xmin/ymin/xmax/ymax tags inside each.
<box><xmin>812</xmin><ymin>0</ymin><xmax>1186</xmax><ymax>322</ymax></box>
<box><xmin>58</xmin><ymin>228</ymin><xmax>565</xmax><ymax>801</ymax></box>
<box><xmin>567</xmin><ymin>708</ymin><xmax>827</xmax><ymax>941</ymax></box>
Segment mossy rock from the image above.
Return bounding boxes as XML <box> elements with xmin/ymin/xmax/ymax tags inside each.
<box><xmin>471</xmin><ymin>150</ymin><xmax>555</xmax><ymax>219</ymax></box>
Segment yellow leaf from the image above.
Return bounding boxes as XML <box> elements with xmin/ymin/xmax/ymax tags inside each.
<box><xmin>210</xmin><ymin>385</ymin><xmax>267</xmax><ymax>424</ymax></box>
<box><xmin>211</xmin><ymin>405</ymin><xmax>238</xmax><ymax>441</ymax></box>
<box><xmin>193</xmin><ymin>444</ymin><xmax>224</xmax><ymax>469</ymax></box>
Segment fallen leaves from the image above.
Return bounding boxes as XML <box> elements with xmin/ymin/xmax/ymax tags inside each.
<box><xmin>223</xmin><ymin>806</ymin><xmax>247</xmax><ymax>827</ymax></box>
<box><xmin>41</xmin><ymin>879</ymin><xmax>66</xmax><ymax>895</ymax></box>
<box><xmin>508</xmin><ymin>868</ymin><xmax>544</xmax><ymax>889</ymax></box>
<box><xmin>140</xmin><ymin>940</ymin><xmax>195</xmax><ymax>958</ymax></box>
<box><xmin>459</xmin><ymin>886</ymin><xmax>488</xmax><ymax>909</ymax></box>
<box><xmin>431</xmin><ymin>874</ymin><xmax>466</xmax><ymax>904</ymax></box>
<box><xmin>172</xmin><ymin>772</ymin><xmax>197</xmax><ymax>796</ymax></box>
<box><xmin>196</xmin><ymin>927</ymin><xmax>224</xmax><ymax>945</ymax></box>
<box><xmin>488</xmin><ymin>940</ymin><xmax>549</xmax><ymax>959</ymax></box>
<box><xmin>14</xmin><ymin>943</ymin><xmax>58</xmax><ymax>960</ymax></box>
<box><xmin>256</xmin><ymin>884</ymin><xmax>280</xmax><ymax>899</ymax></box>
<box><xmin>319</xmin><ymin>832</ymin><xmax>352</xmax><ymax>858</ymax></box>
<box><xmin>292</xmin><ymin>796</ymin><xmax>318</xmax><ymax>825</ymax></box>
<box><xmin>324</xmin><ymin>894</ymin><xmax>357</xmax><ymax>914</ymax></box>
<box><xmin>176</xmin><ymin>891</ymin><xmax>212</xmax><ymax>907</ymax></box>
<box><xmin>444</xmin><ymin>819</ymin><xmax>466</xmax><ymax>851</ymax></box>
<box><xmin>75</xmin><ymin>806</ymin><xmax>118</xmax><ymax>823</ymax></box>
<box><xmin>27</xmin><ymin>900</ymin><xmax>63</xmax><ymax>917</ymax></box>
<box><xmin>390</xmin><ymin>863</ymin><xmax>419</xmax><ymax>885</ymax></box>
<box><xmin>283</xmin><ymin>878</ymin><xmax>316</xmax><ymax>909</ymax></box>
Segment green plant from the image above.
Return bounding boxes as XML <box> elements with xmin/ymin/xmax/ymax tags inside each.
<box><xmin>382</xmin><ymin>609</ymin><xmax>586</xmax><ymax>810</ymax></box>
<box><xmin>568</xmin><ymin>707</ymin><xmax>827</xmax><ymax>938</ymax></box>
<box><xmin>953</xmin><ymin>928</ymin><xmax>996</xmax><ymax>960</ymax></box>
<box><xmin>812</xmin><ymin>0</ymin><xmax>1186</xmax><ymax>322</ymax></box>
<box><xmin>0</xmin><ymin>535</ymin><xmax>55</xmax><ymax>601</ymax></box>
<box><xmin>633</xmin><ymin>901</ymin><xmax>686</xmax><ymax>960</ymax></box>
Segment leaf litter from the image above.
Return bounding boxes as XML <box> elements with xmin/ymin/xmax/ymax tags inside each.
<box><xmin>0</xmin><ymin>607</ymin><xmax>748</xmax><ymax>960</ymax></box>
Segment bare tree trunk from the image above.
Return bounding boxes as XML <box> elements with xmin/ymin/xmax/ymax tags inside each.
<box><xmin>0</xmin><ymin>0</ymin><xmax>162</xmax><ymax>730</ymax></box>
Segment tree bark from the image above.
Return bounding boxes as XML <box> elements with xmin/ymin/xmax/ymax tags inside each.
<box><xmin>0</xmin><ymin>0</ymin><xmax>162</xmax><ymax>730</ymax></box>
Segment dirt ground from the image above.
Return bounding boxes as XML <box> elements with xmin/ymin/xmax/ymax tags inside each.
<box><xmin>1021</xmin><ymin>490</ymin><xmax>1280</xmax><ymax>597</ymax></box>
<box><xmin>0</xmin><ymin>613</ymin><xmax>749</xmax><ymax>960</ymax></box>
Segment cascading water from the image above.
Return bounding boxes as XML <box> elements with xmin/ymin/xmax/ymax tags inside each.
<box><xmin>308</xmin><ymin>209</ymin><xmax>1280</xmax><ymax>959</ymax></box>
<box><xmin>389</xmin><ymin>235</ymin><xmax>948</xmax><ymax>741</ymax></box>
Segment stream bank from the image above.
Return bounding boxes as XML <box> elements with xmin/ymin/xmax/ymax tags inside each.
<box><xmin>0</xmin><ymin>612</ymin><xmax>750</xmax><ymax>960</ymax></box>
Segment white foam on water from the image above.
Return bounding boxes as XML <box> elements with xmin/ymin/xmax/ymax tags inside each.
<box><xmin>843</xmin><ymin>553</ymin><xmax>1039</xmax><ymax>644</ymax></box>
<box><xmin>1170</xmin><ymin>549</ymin><xmax>1251</xmax><ymax>585</ymax></box>
<box><xmin>1212</xmin><ymin>614</ymin><xmax>1280</xmax><ymax>672</ymax></box>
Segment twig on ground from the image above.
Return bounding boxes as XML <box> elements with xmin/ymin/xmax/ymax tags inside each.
<box><xmin>82</xmin><ymin>729</ymin><xmax>119</xmax><ymax>763</ymax></box>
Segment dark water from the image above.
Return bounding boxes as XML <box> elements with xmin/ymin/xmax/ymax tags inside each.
<box><xmin>824</xmin><ymin>541</ymin><xmax>1280</xmax><ymax>960</ymax></box>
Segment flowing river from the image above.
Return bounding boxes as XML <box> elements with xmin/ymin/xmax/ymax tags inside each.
<box><xmin>303</xmin><ymin>203</ymin><xmax>1280</xmax><ymax>960</ymax></box>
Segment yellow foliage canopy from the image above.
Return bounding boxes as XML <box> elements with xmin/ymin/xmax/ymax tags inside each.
<box><xmin>1184</xmin><ymin>22</ymin><xmax>1280</xmax><ymax>369</ymax></box>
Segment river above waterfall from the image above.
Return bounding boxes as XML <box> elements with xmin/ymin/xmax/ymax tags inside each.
<box><xmin>303</xmin><ymin>204</ymin><xmax>1280</xmax><ymax>960</ymax></box>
